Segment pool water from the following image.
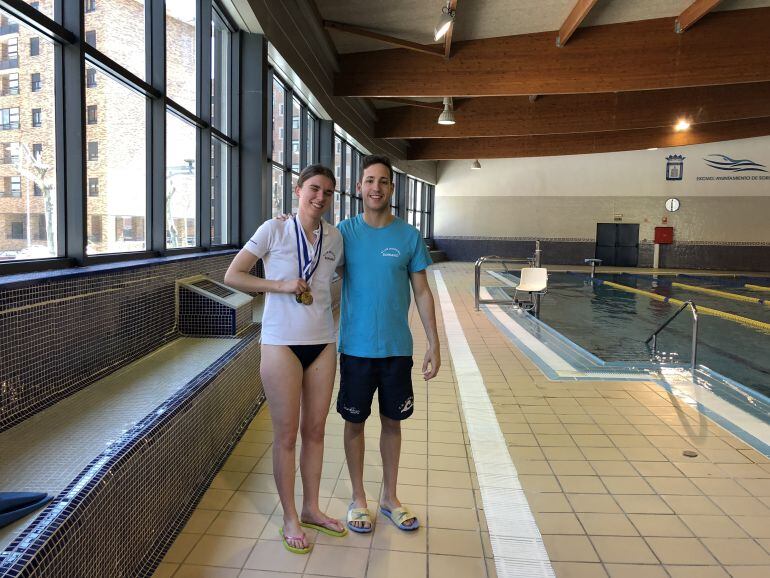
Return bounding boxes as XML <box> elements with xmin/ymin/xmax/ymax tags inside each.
<box><xmin>521</xmin><ymin>272</ymin><xmax>770</xmax><ymax>397</ymax></box>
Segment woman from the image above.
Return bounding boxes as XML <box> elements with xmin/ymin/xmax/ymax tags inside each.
<box><xmin>224</xmin><ymin>164</ymin><xmax>346</xmax><ymax>554</ymax></box>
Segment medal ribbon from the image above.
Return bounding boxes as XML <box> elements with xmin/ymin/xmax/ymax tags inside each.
<box><xmin>293</xmin><ymin>216</ymin><xmax>324</xmax><ymax>284</ymax></box>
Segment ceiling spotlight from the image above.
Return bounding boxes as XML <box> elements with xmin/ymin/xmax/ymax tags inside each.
<box><xmin>471</xmin><ymin>159</ymin><xmax>482</xmax><ymax>170</ymax></box>
<box><xmin>437</xmin><ymin>97</ymin><xmax>455</xmax><ymax>125</ymax></box>
<box><xmin>674</xmin><ymin>119</ymin><xmax>691</xmax><ymax>132</ymax></box>
<box><xmin>434</xmin><ymin>2</ymin><xmax>455</xmax><ymax>41</ymax></box>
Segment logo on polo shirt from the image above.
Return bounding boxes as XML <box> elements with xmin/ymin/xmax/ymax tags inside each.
<box><xmin>324</xmin><ymin>250</ymin><xmax>336</xmax><ymax>261</ymax></box>
<box><xmin>381</xmin><ymin>247</ymin><xmax>401</xmax><ymax>258</ymax></box>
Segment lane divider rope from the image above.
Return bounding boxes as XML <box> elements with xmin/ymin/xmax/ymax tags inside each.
<box><xmin>746</xmin><ymin>283</ymin><xmax>770</xmax><ymax>293</ymax></box>
<box><xmin>672</xmin><ymin>282</ymin><xmax>768</xmax><ymax>306</ymax></box>
<box><xmin>433</xmin><ymin>270</ymin><xmax>555</xmax><ymax>578</ymax></box>
<box><xmin>600</xmin><ymin>280</ymin><xmax>770</xmax><ymax>333</ymax></box>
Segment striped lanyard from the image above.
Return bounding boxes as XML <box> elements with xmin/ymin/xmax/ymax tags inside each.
<box><xmin>293</xmin><ymin>216</ymin><xmax>323</xmax><ymax>284</ymax></box>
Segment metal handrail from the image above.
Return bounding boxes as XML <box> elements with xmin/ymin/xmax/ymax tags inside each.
<box><xmin>645</xmin><ymin>300</ymin><xmax>699</xmax><ymax>373</ymax></box>
<box><xmin>474</xmin><ymin>243</ymin><xmax>541</xmax><ymax>312</ymax></box>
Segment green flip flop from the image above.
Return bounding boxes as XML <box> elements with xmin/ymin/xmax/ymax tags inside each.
<box><xmin>300</xmin><ymin>519</ymin><xmax>348</xmax><ymax>537</ymax></box>
<box><xmin>280</xmin><ymin>527</ymin><xmax>312</xmax><ymax>554</ymax></box>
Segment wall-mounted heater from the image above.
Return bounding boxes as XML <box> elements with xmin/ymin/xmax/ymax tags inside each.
<box><xmin>176</xmin><ymin>275</ymin><xmax>253</xmax><ymax>337</ymax></box>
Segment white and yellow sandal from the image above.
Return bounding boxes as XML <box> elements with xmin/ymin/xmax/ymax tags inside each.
<box><xmin>347</xmin><ymin>504</ymin><xmax>373</xmax><ymax>534</ymax></box>
<box><xmin>379</xmin><ymin>505</ymin><xmax>419</xmax><ymax>531</ymax></box>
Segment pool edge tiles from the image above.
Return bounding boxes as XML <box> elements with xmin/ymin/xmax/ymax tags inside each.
<box><xmin>477</xmin><ymin>287</ymin><xmax>770</xmax><ymax>458</ymax></box>
<box><xmin>434</xmin><ymin>271</ymin><xmax>556</xmax><ymax>578</ymax></box>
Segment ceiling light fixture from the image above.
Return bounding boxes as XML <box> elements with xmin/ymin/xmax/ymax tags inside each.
<box><xmin>437</xmin><ymin>97</ymin><xmax>455</xmax><ymax>125</ymax></box>
<box><xmin>471</xmin><ymin>159</ymin><xmax>482</xmax><ymax>170</ymax></box>
<box><xmin>434</xmin><ymin>2</ymin><xmax>455</xmax><ymax>41</ymax></box>
<box><xmin>674</xmin><ymin>119</ymin><xmax>691</xmax><ymax>132</ymax></box>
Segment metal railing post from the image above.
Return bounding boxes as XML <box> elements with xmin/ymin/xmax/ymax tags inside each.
<box><xmin>645</xmin><ymin>300</ymin><xmax>699</xmax><ymax>376</ymax></box>
<box><xmin>534</xmin><ymin>240</ymin><xmax>542</xmax><ymax>317</ymax></box>
<box><xmin>691</xmin><ymin>304</ymin><xmax>699</xmax><ymax>374</ymax></box>
<box><xmin>474</xmin><ymin>257</ymin><xmax>482</xmax><ymax>311</ymax></box>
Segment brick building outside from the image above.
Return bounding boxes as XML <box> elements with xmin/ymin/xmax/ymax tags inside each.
<box><xmin>0</xmin><ymin>0</ymin><xmax>196</xmax><ymax>260</ymax></box>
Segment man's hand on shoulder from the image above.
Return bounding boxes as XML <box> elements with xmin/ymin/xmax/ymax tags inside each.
<box><xmin>274</xmin><ymin>213</ymin><xmax>293</xmax><ymax>222</ymax></box>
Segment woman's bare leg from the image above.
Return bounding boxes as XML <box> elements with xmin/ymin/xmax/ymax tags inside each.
<box><xmin>298</xmin><ymin>345</ymin><xmax>344</xmax><ymax>532</ymax></box>
<box><xmin>260</xmin><ymin>344</ymin><xmax>306</xmax><ymax>549</ymax></box>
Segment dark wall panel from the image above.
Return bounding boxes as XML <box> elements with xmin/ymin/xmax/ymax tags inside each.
<box><xmin>434</xmin><ymin>238</ymin><xmax>770</xmax><ymax>271</ymax></box>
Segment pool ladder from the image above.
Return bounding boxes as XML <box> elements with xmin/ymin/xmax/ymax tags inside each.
<box><xmin>645</xmin><ymin>300</ymin><xmax>699</xmax><ymax>374</ymax></box>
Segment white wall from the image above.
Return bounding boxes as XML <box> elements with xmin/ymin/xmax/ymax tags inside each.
<box><xmin>435</xmin><ymin>135</ymin><xmax>770</xmax><ymax>243</ymax></box>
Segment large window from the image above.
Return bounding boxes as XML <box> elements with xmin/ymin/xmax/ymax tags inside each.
<box><xmin>84</xmin><ymin>1</ymin><xmax>144</xmax><ymax>80</ymax></box>
<box><xmin>406</xmin><ymin>175</ymin><xmax>434</xmax><ymax>239</ymax></box>
<box><xmin>268</xmin><ymin>69</ymin><xmax>318</xmax><ymax>218</ymax></box>
<box><xmin>334</xmin><ymin>132</ymin><xmax>368</xmax><ymax>224</ymax></box>
<box><xmin>211</xmin><ymin>9</ymin><xmax>230</xmax><ymax>135</ymax></box>
<box><xmin>209</xmin><ymin>6</ymin><xmax>234</xmax><ymax>246</ymax></box>
<box><xmin>166</xmin><ymin>1</ymin><xmax>196</xmax><ymax>112</ymax></box>
<box><xmin>1</xmin><ymin>1</ymin><xmax>239</xmax><ymax>269</ymax></box>
<box><xmin>0</xmin><ymin>15</ymin><xmax>56</xmax><ymax>260</ymax></box>
<box><xmin>391</xmin><ymin>170</ymin><xmax>401</xmax><ymax>216</ymax></box>
<box><xmin>166</xmin><ymin>113</ymin><xmax>197</xmax><ymax>249</ymax></box>
<box><xmin>86</xmin><ymin>69</ymin><xmax>146</xmax><ymax>255</ymax></box>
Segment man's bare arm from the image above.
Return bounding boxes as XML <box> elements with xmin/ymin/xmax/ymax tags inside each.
<box><xmin>409</xmin><ymin>270</ymin><xmax>440</xmax><ymax>380</ymax></box>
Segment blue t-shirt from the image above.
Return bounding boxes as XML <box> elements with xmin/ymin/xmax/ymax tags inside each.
<box><xmin>338</xmin><ymin>214</ymin><xmax>432</xmax><ymax>358</ymax></box>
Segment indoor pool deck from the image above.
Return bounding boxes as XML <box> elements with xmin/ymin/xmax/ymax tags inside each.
<box><xmin>154</xmin><ymin>262</ymin><xmax>770</xmax><ymax>578</ymax></box>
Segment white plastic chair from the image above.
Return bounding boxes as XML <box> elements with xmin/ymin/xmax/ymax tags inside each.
<box><xmin>513</xmin><ymin>267</ymin><xmax>548</xmax><ymax>309</ymax></box>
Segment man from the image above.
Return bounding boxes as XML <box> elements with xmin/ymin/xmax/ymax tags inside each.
<box><xmin>337</xmin><ymin>155</ymin><xmax>440</xmax><ymax>533</ymax></box>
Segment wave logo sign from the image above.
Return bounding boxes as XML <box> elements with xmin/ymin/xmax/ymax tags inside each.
<box><xmin>381</xmin><ymin>247</ymin><xmax>401</xmax><ymax>258</ymax></box>
<box><xmin>703</xmin><ymin>154</ymin><xmax>767</xmax><ymax>173</ymax></box>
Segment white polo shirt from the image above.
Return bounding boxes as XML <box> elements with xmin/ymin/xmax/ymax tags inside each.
<box><xmin>244</xmin><ymin>217</ymin><xmax>344</xmax><ymax>345</ymax></box>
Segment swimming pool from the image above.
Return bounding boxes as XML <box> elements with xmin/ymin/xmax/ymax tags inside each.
<box><xmin>509</xmin><ymin>272</ymin><xmax>770</xmax><ymax>397</ymax></box>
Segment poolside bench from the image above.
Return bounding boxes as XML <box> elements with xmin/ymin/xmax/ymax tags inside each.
<box><xmin>0</xmin><ymin>328</ymin><xmax>264</xmax><ymax>577</ymax></box>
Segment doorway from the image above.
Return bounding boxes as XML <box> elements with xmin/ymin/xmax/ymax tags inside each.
<box><xmin>595</xmin><ymin>223</ymin><xmax>639</xmax><ymax>267</ymax></box>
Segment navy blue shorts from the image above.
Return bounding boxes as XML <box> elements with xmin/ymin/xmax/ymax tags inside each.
<box><xmin>336</xmin><ymin>354</ymin><xmax>414</xmax><ymax>423</ymax></box>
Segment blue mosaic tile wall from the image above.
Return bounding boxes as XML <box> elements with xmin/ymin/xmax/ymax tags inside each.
<box><xmin>0</xmin><ymin>327</ymin><xmax>263</xmax><ymax>577</ymax></box>
<box><xmin>0</xmin><ymin>253</ymin><xmax>238</xmax><ymax>433</ymax></box>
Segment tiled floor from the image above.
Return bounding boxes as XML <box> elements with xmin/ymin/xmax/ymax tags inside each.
<box><xmin>154</xmin><ymin>263</ymin><xmax>770</xmax><ymax>578</ymax></box>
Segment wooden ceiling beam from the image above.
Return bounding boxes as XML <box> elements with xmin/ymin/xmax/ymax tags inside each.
<box><xmin>323</xmin><ymin>20</ymin><xmax>443</xmax><ymax>58</ymax></box>
<box><xmin>676</xmin><ymin>0</ymin><xmax>723</xmax><ymax>33</ymax></box>
<box><xmin>405</xmin><ymin>117</ymin><xmax>770</xmax><ymax>160</ymax></box>
<box><xmin>557</xmin><ymin>0</ymin><xmax>599</xmax><ymax>47</ymax></box>
<box><xmin>371</xmin><ymin>98</ymin><xmax>444</xmax><ymax>110</ymax></box>
<box><xmin>375</xmin><ymin>82</ymin><xmax>770</xmax><ymax>138</ymax></box>
<box><xmin>335</xmin><ymin>8</ymin><xmax>770</xmax><ymax>97</ymax></box>
<box><xmin>444</xmin><ymin>0</ymin><xmax>458</xmax><ymax>59</ymax></box>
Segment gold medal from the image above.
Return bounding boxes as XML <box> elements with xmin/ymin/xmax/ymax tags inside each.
<box><xmin>300</xmin><ymin>290</ymin><xmax>313</xmax><ymax>305</ymax></box>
